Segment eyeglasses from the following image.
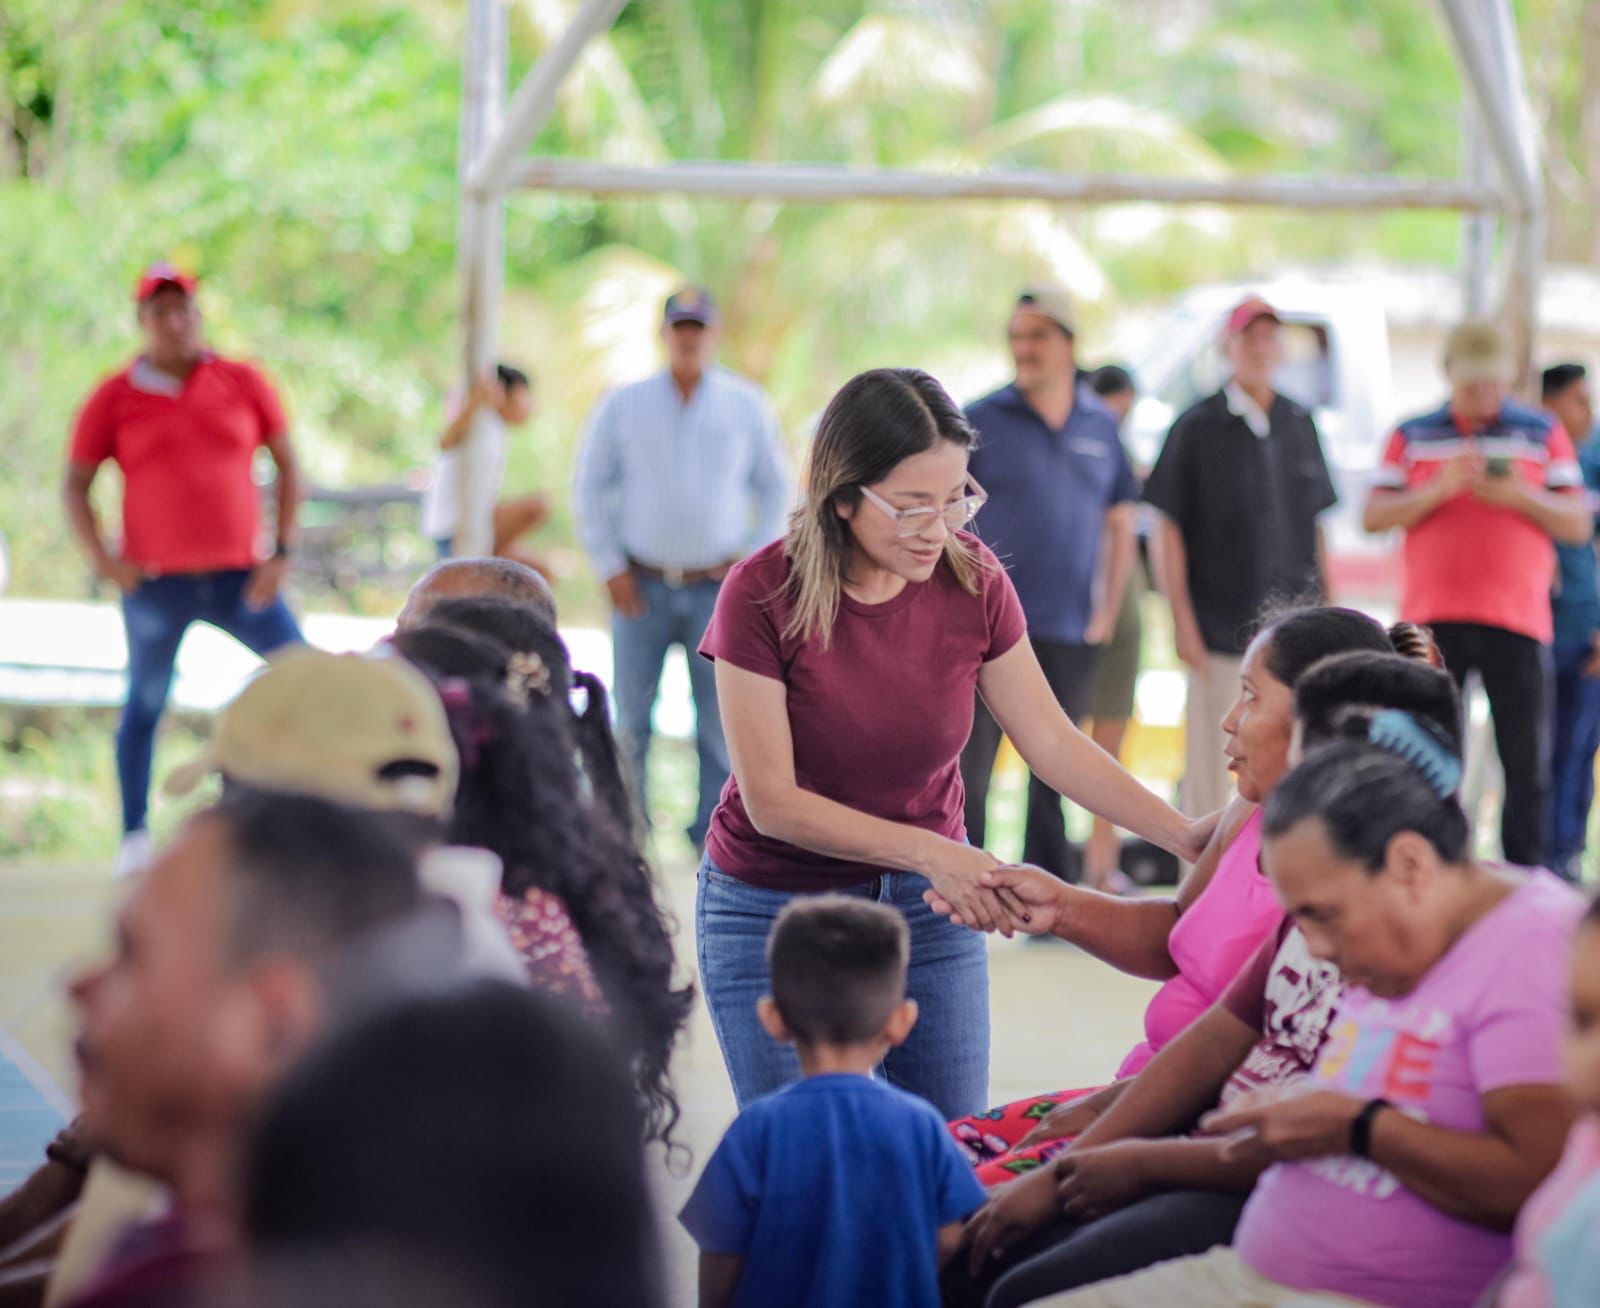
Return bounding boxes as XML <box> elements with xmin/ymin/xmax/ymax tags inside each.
<box><xmin>857</xmin><ymin>478</ymin><xmax>988</xmax><ymax>539</ymax></box>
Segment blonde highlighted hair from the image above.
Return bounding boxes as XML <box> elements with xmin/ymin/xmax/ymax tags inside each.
<box><xmin>782</xmin><ymin>368</ymin><xmax>985</xmax><ymax>647</ymax></box>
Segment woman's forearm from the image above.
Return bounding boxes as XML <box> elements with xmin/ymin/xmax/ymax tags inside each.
<box><xmin>1072</xmin><ymin>1009</ymin><xmax>1257</xmax><ymax>1148</ymax></box>
<box><xmin>1130</xmin><ymin>1136</ymin><xmax>1267</xmax><ymax>1195</ymax></box>
<box><xmin>1047</xmin><ymin>888</ymin><xmax>1180</xmax><ymax>979</ymax></box>
<box><xmin>1025</xmin><ymin>719</ymin><xmax>1192</xmax><ymax>858</ymax></box>
<box><xmin>1366</xmin><ymin>1110</ymin><xmax>1557</xmax><ymax>1230</ymax></box>
<box><xmin>745</xmin><ymin>782</ymin><xmax>947</xmax><ymax>876</ymax></box>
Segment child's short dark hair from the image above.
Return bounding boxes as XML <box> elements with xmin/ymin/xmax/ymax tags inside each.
<box><xmin>766</xmin><ymin>897</ymin><xmax>909</xmax><ymax>1045</ymax></box>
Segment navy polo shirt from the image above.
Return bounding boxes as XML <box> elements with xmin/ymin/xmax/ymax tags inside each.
<box><xmin>1554</xmin><ymin>437</ymin><xmax>1600</xmax><ymax>647</ymax></box>
<box><xmin>966</xmin><ymin>383</ymin><xmax>1140</xmax><ymax>644</ymax></box>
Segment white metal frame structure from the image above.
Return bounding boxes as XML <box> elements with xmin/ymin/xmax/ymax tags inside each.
<box><xmin>451</xmin><ymin>0</ymin><xmax>1544</xmax><ymax>554</ymax></box>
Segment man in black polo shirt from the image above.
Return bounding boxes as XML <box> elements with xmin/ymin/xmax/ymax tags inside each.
<box><xmin>1143</xmin><ymin>297</ymin><xmax>1337</xmax><ymax>817</ymax></box>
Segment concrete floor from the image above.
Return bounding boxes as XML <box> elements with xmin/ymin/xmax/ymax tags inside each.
<box><xmin>0</xmin><ymin>859</ymin><xmax>1156</xmax><ymax>1308</ymax></box>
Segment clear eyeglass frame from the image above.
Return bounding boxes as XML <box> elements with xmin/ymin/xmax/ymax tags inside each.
<box><xmin>856</xmin><ymin>478</ymin><xmax>988</xmax><ymax>539</ymax></box>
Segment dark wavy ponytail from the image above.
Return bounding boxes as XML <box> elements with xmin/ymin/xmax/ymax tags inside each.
<box><xmin>390</xmin><ymin>620</ymin><xmax>694</xmax><ymax>1154</ymax></box>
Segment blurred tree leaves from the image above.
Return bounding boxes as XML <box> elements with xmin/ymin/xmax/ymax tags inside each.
<box><xmin>0</xmin><ymin>0</ymin><xmax>1592</xmax><ymax>600</ymax></box>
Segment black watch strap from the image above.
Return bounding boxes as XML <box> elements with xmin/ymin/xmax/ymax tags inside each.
<box><xmin>1351</xmin><ymin>1097</ymin><xmax>1392</xmax><ymax>1158</ymax></box>
<box><xmin>272</xmin><ymin>539</ymin><xmax>292</xmax><ymax>560</ymax></box>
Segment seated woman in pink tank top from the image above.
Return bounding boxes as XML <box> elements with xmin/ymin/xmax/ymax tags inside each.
<box><xmin>939</xmin><ymin>606</ymin><xmax>1412</xmax><ymax>1185</ymax></box>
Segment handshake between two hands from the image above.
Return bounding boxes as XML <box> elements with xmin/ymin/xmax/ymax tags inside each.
<box><xmin>920</xmin><ymin>861</ymin><xmax>1069</xmax><ymax>940</ymax></box>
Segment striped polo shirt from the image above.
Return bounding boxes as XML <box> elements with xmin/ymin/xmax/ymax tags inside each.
<box><xmin>1375</xmin><ymin>400</ymin><xmax>1580</xmax><ymax>643</ymax></box>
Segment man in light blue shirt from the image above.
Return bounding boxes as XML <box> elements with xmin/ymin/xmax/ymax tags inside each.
<box><xmin>574</xmin><ymin>287</ymin><xmax>792</xmax><ymax>848</ymax></box>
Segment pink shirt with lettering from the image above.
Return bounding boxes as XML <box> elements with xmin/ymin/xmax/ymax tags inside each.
<box><xmin>1236</xmin><ymin>871</ymin><xmax>1583</xmax><ymax>1308</ymax></box>
<box><xmin>1116</xmin><ymin>808</ymin><xmax>1283</xmax><ymax>1077</ymax></box>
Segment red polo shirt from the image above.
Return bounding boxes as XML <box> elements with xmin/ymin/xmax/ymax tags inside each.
<box><xmin>69</xmin><ymin>354</ymin><xmax>286</xmax><ymax>575</ymax></box>
<box><xmin>1374</xmin><ymin>399</ymin><xmax>1580</xmax><ymax>644</ymax></box>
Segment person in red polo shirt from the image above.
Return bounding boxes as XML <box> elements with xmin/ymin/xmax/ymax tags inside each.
<box><xmin>63</xmin><ymin>264</ymin><xmax>304</xmax><ymax>875</ymax></box>
<box><xmin>1364</xmin><ymin>319</ymin><xmax>1592</xmax><ymax>867</ymax></box>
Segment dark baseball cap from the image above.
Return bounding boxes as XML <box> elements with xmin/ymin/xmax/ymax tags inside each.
<box><xmin>664</xmin><ymin>286</ymin><xmax>718</xmax><ymax>326</ymax></box>
<box><xmin>135</xmin><ymin>262</ymin><xmax>199</xmax><ymax>303</ymax></box>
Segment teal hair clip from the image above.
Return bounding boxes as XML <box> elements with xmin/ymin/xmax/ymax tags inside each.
<box><xmin>1367</xmin><ymin>709</ymin><xmax>1462</xmax><ymax>799</ymax></box>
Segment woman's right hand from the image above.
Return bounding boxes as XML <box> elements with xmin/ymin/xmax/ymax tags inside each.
<box><xmin>918</xmin><ymin>841</ymin><xmax>1019</xmax><ymax>937</ymax></box>
<box><xmin>978</xmin><ymin>865</ymin><xmax>1072</xmax><ymax>936</ymax></box>
<box><xmin>1015</xmin><ymin>1093</ymin><xmax>1103</xmax><ymax>1150</ymax></box>
<box><xmin>961</xmin><ymin>1165</ymin><xmax>1062</xmax><ymax>1277</ymax></box>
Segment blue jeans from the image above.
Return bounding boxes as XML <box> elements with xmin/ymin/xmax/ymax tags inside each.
<box><xmin>1551</xmin><ymin>637</ymin><xmax>1600</xmax><ymax>876</ymax></box>
<box><xmin>695</xmin><ymin>856</ymin><xmax>991</xmax><ymax>1119</ymax></box>
<box><xmin>612</xmin><ymin>575</ymin><xmax>727</xmax><ymax>847</ymax></box>
<box><xmin>118</xmin><ymin>570</ymin><xmax>303</xmax><ymax>832</ymax></box>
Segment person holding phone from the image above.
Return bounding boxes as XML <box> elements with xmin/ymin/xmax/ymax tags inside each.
<box><xmin>1364</xmin><ymin>320</ymin><xmax>1591</xmax><ymax>868</ymax></box>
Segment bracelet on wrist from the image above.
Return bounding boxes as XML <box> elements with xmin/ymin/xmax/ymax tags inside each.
<box><xmin>1350</xmin><ymin>1097</ymin><xmax>1392</xmax><ymax>1159</ymax></box>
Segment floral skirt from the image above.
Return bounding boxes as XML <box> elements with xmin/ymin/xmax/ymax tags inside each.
<box><xmin>948</xmin><ymin>1085</ymin><xmax>1102</xmax><ymax>1186</ymax></box>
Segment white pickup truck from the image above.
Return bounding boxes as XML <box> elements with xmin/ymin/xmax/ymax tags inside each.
<box><xmin>1118</xmin><ymin>279</ymin><xmax>1400</xmax><ymax>605</ymax></box>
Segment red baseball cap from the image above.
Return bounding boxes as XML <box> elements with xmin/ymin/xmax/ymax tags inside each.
<box><xmin>1225</xmin><ymin>296</ymin><xmax>1280</xmax><ymax>337</ymax></box>
<box><xmin>134</xmin><ymin>262</ymin><xmax>198</xmax><ymax>303</ymax></box>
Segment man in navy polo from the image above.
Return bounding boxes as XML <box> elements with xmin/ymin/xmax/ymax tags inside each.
<box><xmin>960</xmin><ymin>286</ymin><xmax>1139</xmax><ymax>882</ymax></box>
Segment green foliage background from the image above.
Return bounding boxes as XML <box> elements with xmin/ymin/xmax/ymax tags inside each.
<box><xmin>3</xmin><ymin>0</ymin><xmax>1597</xmax><ymax>613</ymax></box>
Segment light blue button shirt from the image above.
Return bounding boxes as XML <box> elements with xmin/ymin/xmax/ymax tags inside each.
<box><xmin>573</xmin><ymin>366</ymin><xmax>793</xmax><ymax>579</ymax></box>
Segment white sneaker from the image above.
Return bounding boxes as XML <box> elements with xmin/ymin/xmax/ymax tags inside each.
<box><xmin>114</xmin><ymin>829</ymin><xmax>153</xmax><ymax>880</ymax></box>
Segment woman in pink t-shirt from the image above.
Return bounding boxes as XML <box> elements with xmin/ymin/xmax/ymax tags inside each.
<box><xmin>944</xmin><ymin>607</ymin><xmax>1404</xmax><ymax>1182</ymax></box>
<box><xmin>1049</xmin><ymin>730</ymin><xmax>1581</xmax><ymax>1308</ymax></box>
<box><xmin>698</xmin><ymin>368</ymin><xmax>1214</xmax><ymax>1119</ymax></box>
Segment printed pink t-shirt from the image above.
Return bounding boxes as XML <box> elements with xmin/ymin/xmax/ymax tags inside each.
<box><xmin>698</xmin><ymin>536</ymin><xmax>1026</xmax><ymax>891</ymax></box>
<box><xmin>1236</xmin><ymin>870</ymin><xmax>1583</xmax><ymax>1308</ymax></box>
<box><xmin>1116</xmin><ymin>807</ymin><xmax>1283</xmax><ymax>1077</ymax></box>
<box><xmin>1500</xmin><ymin>1116</ymin><xmax>1600</xmax><ymax>1308</ymax></box>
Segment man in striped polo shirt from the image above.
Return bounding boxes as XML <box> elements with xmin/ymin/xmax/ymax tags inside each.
<box><xmin>1364</xmin><ymin>320</ymin><xmax>1591</xmax><ymax>867</ymax></box>
<box><xmin>573</xmin><ymin>287</ymin><xmax>792</xmax><ymax>850</ymax></box>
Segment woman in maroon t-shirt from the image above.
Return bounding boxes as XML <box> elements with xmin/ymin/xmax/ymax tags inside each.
<box><xmin>696</xmin><ymin>368</ymin><xmax>1213</xmax><ymax>1118</ymax></box>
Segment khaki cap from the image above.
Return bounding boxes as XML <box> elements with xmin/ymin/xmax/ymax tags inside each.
<box><xmin>1014</xmin><ymin>285</ymin><xmax>1076</xmax><ymax>336</ymax></box>
<box><xmin>1443</xmin><ymin>320</ymin><xmax>1513</xmax><ymax>384</ymax></box>
<box><xmin>164</xmin><ymin>648</ymin><xmax>458</xmax><ymax>816</ymax></box>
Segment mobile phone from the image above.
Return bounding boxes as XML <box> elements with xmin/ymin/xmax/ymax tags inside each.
<box><xmin>1485</xmin><ymin>456</ymin><xmax>1512</xmax><ymax>478</ymax></box>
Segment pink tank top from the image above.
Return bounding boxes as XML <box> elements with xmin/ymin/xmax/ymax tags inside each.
<box><xmin>1116</xmin><ymin>808</ymin><xmax>1284</xmax><ymax>1078</ymax></box>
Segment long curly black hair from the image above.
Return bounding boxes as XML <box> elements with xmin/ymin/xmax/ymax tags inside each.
<box><xmin>389</xmin><ymin>607</ymin><xmax>692</xmax><ymax>1153</ymax></box>
<box><xmin>421</xmin><ymin>598</ymin><xmax>642</xmax><ymax>845</ymax></box>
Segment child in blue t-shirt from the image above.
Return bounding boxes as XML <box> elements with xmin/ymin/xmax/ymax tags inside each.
<box><xmin>680</xmin><ymin>895</ymin><xmax>986</xmax><ymax>1308</ymax></box>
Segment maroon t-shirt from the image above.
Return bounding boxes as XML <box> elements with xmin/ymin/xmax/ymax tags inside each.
<box><xmin>698</xmin><ymin>535</ymin><xmax>1026</xmax><ymax>891</ymax></box>
<box><xmin>1215</xmin><ymin>918</ymin><xmax>1343</xmax><ymax>1108</ymax></box>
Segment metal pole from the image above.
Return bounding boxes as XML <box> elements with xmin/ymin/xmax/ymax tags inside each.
<box><xmin>1459</xmin><ymin>99</ymin><xmax>1496</xmax><ymax>316</ymax></box>
<box><xmin>1438</xmin><ymin>0</ymin><xmax>1546</xmax><ymax>385</ymax></box>
<box><xmin>1438</xmin><ymin>0</ymin><xmax>1540</xmax><ymax>208</ymax></box>
<box><xmin>1486</xmin><ymin>0</ymin><xmax>1545</xmax><ymax>386</ymax></box>
<box><xmin>503</xmin><ymin>158</ymin><xmax>1504</xmax><ymax>212</ymax></box>
<box><xmin>455</xmin><ymin>0</ymin><xmax>506</xmax><ymax>557</ymax></box>
<box><xmin>465</xmin><ymin>0</ymin><xmax>630</xmax><ymax>197</ymax></box>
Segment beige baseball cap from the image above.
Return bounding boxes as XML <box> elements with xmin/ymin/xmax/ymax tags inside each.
<box><xmin>1014</xmin><ymin>284</ymin><xmax>1076</xmax><ymax>337</ymax></box>
<box><xmin>164</xmin><ymin>647</ymin><xmax>459</xmax><ymax>816</ymax></box>
<box><xmin>1443</xmin><ymin>320</ymin><xmax>1513</xmax><ymax>385</ymax></box>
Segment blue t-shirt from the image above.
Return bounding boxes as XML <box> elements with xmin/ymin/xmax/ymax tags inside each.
<box><xmin>1552</xmin><ymin>435</ymin><xmax>1600</xmax><ymax>647</ymax></box>
<box><xmin>679</xmin><ymin>1074</ymin><xmax>986</xmax><ymax>1308</ymax></box>
<box><xmin>966</xmin><ymin>383</ymin><xmax>1141</xmax><ymax>644</ymax></box>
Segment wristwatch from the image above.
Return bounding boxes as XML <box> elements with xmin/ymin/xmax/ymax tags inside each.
<box><xmin>1350</xmin><ymin>1098</ymin><xmax>1392</xmax><ymax>1159</ymax></box>
<box><xmin>272</xmin><ymin>539</ymin><xmax>292</xmax><ymax>560</ymax></box>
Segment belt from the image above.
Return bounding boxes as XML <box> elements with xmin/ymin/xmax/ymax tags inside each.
<box><xmin>628</xmin><ymin>558</ymin><xmax>724</xmax><ymax>588</ymax></box>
